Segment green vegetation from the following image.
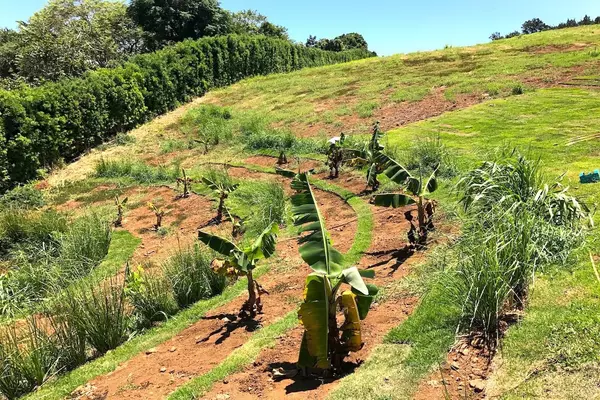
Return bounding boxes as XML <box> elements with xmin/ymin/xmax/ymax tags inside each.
<box><xmin>292</xmin><ymin>173</ymin><xmax>377</xmax><ymax>372</ymax></box>
<box><xmin>94</xmin><ymin>159</ymin><xmax>179</xmax><ymax>184</ymax></box>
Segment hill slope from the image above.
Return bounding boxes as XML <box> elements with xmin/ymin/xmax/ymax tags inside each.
<box><xmin>26</xmin><ymin>25</ymin><xmax>600</xmax><ymax>400</ymax></box>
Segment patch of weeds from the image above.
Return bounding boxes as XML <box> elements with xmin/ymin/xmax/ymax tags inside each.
<box><xmin>512</xmin><ymin>84</ymin><xmax>525</xmax><ymax>95</ymax></box>
<box><xmin>355</xmin><ymin>101</ymin><xmax>379</xmax><ymax>118</ymax></box>
<box><xmin>0</xmin><ymin>185</ymin><xmax>45</xmax><ymax>210</ymax></box>
<box><xmin>94</xmin><ymin>159</ymin><xmax>179</xmax><ymax>184</ymax></box>
<box><xmin>115</xmin><ymin>133</ymin><xmax>136</xmax><ymax>146</ymax></box>
<box><xmin>391</xmin><ymin>87</ymin><xmax>431</xmax><ymax>103</ymax></box>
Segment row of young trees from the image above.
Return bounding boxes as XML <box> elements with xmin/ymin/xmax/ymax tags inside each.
<box><xmin>490</xmin><ymin>14</ymin><xmax>600</xmax><ymax>41</ymax></box>
<box><xmin>0</xmin><ymin>0</ymin><xmax>371</xmax><ymax>87</ymax></box>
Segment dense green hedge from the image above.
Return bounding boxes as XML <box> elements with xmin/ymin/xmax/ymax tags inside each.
<box><xmin>0</xmin><ymin>35</ymin><xmax>373</xmax><ymax>191</ymax></box>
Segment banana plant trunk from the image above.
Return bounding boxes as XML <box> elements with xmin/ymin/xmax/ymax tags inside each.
<box><xmin>417</xmin><ymin>196</ymin><xmax>427</xmax><ymax>244</ymax></box>
<box><xmin>216</xmin><ymin>194</ymin><xmax>226</xmax><ymax>223</ymax></box>
<box><xmin>329</xmin><ymin>295</ymin><xmax>342</xmax><ymax>370</ymax></box>
<box><xmin>245</xmin><ymin>271</ymin><xmax>257</xmax><ymax>318</ymax></box>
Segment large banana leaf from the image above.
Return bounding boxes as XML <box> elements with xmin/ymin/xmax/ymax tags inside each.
<box><xmin>340</xmin><ymin>291</ymin><xmax>362</xmax><ymax>352</ymax></box>
<box><xmin>298</xmin><ymin>273</ymin><xmax>331</xmax><ymax>369</ymax></box>
<box><xmin>201</xmin><ymin>176</ymin><xmax>239</xmax><ymax>193</ymax></box>
<box><xmin>352</xmin><ymin>283</ymin><xmax>379</xmax><ymax>320</ymax></box>
<box><xmin>376</xmin><ymin>152</ymin><xmax>413</xmax><ymax>186</ymax></box>
<box><xmin>244</xmin><ymin>222</ymin><xmax>279</xmax><ymax>261</ymax></box>
<box><xmin>372</xmin><ymin>193</ymin><xmax>416</xmax><ymax>208</ymax></box>
<box><xmin>198</xmin><ymin>231</ymin><xmax>238</xmax><ymax>256</ymax></box>
<box><xmin>291</xmin><ymin>173</ymin><xmax>344</xmax><ymax>276</ymax></box>
<box><xmin>340</xmin><ymin>266</ymin><xmax>368</xmax><ymax>295</ymax></box>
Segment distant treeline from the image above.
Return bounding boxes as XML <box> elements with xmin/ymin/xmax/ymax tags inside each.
<box><xmin>490</xmin><ymin>15</ymin><xmax>600</xmax><ymax>41</ymax></box>
<box><xmin>0</xmin><ymin>0</ymin><xmax>372</xmax><ymax>88</ymax></box>
<box><xmin>0</xmin><ymin>34</ymin><xmax>373</xmax><ymax>192</ymax></box>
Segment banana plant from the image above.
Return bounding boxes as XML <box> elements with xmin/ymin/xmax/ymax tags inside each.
<box><xmin>346</xmin><ymin>122</ymin><xmax>385</xmax><ymax>191</ymax></box>
<box><xmin>198</xmin><ymin>222</ymin><xmax>278</xmax><ymax>318</ymax></box>
<box><xmin>113</xmin><ymin>195</ymin><xmax>128</xmax><ymax>227</ymax></box>
<box><xmin>176</xmin><ymin>169</ymin><xmax>193</xmax><ymax>198</ymax></box>
<box><xmin>372</xmin><ymin>152</ymin><xmax>438</xmax><ymax>245</ymax></box>
<box><xmin>147</xmin><ymin>202</ymin><xmax>166</xmax><ymax>230</ymax></box>
<box><xmin>202</xmin><ymin>173</ymin><xmax>239</xmax><ymax>225</ymax></box>
<box><xmin>291</xmin><ymin>173</ymin><xmax>378</xmax><ymax>373</ymax></box>
<box><xmin>326</xmin><ymin>136</ymin><xmax>344</xmax><ymax>178</ymax></box>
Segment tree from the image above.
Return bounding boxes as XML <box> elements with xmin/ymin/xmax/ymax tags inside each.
<box><xmin>291</xmin><ymin>173</ymin><xmax>378</xmax><ymax>373</ymax></box>
<box><xmin>257</xmin><ymin>21</ymin><xmax>288</xmax><ymax>40</ymax></box>
<box><xmin>306</xmin><ymin>35</ymin><xmax>317</xmax><ymax>47</ymax></box>
<box><xmin>198</xmin><ymin>222</ymin><xmax>278</xmax><ymax>318</ymax></box>
<box><xmin>335</xmin><ymin>33</ymin><xmax>368</xmax><ymax>50</ymax></box>
<box><xmin>521</xmin><ymin>18</ymin><xmax>549</xmax><ymax>34</ymax></box>
<box><xmin>16</xmin><ymin>0</ymin><xmax>144</xmax><ymax>82</ymax></box>
<box><xmin>127</xmin><ymin>0</ymin><xmax>229</xmax><ymax>49</ymax></box>
<box><xmin>596</xmin><ymin>16</ymin><xmax>600</xmax><ymax>24</ymax></box>
<box><xmin>489</xmin><ymin>32</ymin><xmax>503</xmax><ymax>41</ymax></box>
<box><xmin>505</xmin><ymin>31</ymin><xmax>521</xmax><ymax>38</ymax></box>
<box><xmin>0</xmin><ymin>29</ymin><xmax>19</xmax><ymax>79</ymax></box>
<box><xmin>228</xmin><ymin>9</ymin><xmax>267</xmax><ymax>35</ymax></box>
<box><xmin>579</xmin><ymin>15</ymin><xmax>593</xmax><ymax>26</ymax></box>
<box><xmin>316</xmin><ymin>38</ymin><xmax>344</xmax><ymax>52</ymax></box>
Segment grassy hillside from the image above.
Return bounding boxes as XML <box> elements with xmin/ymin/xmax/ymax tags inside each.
<box><xmin>6</xmin><ymin>25</ymin><xmax>600</xmax><ymax>400</ymax></box>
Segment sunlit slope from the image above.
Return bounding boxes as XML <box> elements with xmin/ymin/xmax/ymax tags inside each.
<box><xmin>202</xmin><ymin>26</ymin><xmax>600</xmax><ymax>136</ymax></box>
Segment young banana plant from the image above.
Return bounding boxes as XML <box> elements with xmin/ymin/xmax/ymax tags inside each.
<box><xmin>372</xmin><ymin>152</ymin><xmax>438</xmax><ymax>245</ymax></box>
<box><xmin>202</xmin><ymin>174</ymin><xmax>239</xmax><ymax>225</ymax></box>
<box><xmin>147</xmin><ymin>202</ymin><xmax>166</xmax><ymax>230</ymax></box>
<box><xmin>176</xmin><ymin>169</ymin><xmax>193</xmax><ymax>198</ymax></box>
<box><xmin>291</xmin><ymin>173</ymin><xmax>378</xmax><ymax>374</ymax></box>
<box><xmin>198</xmin><ymin>222</ymin><xmax>278</xmax><ymax>318</ymax></box>
<box><xmin>114</xmin><ymin>195</ymin><xmax>128</xmax><ymax>227</ymax></box>
<box><xmin>346</xmin><ymin>121</ymin><xmax>385</xmax><ymax>191</ymax></box>
<box><xmin>326</xmin><ymin>136</ymin><xmax>344</xmax><ymax>178</ymax></box>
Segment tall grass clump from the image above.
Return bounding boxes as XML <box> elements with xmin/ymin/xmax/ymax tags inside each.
<box><xmin>447</xmin><ymin>153</ymin><xmax>591</xmax><ymax>345</ymax></box>
<box><xmin>0</xmin><ymin>209</ymin><xmax>67</xmax><ymax>255</ymax></box>
<box><xmin>58</xmin><ymin>212</ymin><xmax>112</xmax><ymax>278</ymax></box>
<box><xmin>94</xmin><ymin>159</ymin><xmax>179</xmax><ymax>183</ymax></box>
<box><xmin>163</xmin><ymin>245</ymin><xmax>227</xmax><ymax>308</ymax></box>
<box><xmin>0</xmin><ymin>185</ymin><xmax>45</xmax><ymax>210</ymax></box>
<box><xmin>180</xmin><ymin>105</ymin><xmax>234</xmax><ymax>153</ymax></box>
<box><xmin>229</xmin><ymin>180</ymin><xmax>287</xmax><ymax>236</ymax></box>
<box><xmin>58</xmin><ymin>279</ymin><xmax>130</xmax><ymax>355</ymax></box>
<box><xmin>125</xmin><ymin>266</ymin><xmax>179</xmax><ymax>329</ymax></box>
<box><xmin>394</xmin><ymin>135</ymin><xmax>458</xmax><ymax>178</ymax></box>
<box><xmin>0</xmin><ymin>318</ymin><xmax>60</xmax><ymax>400</ymax></box>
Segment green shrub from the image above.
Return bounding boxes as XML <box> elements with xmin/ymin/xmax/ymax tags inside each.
<box><xmin>125</xmin><ymin>266</ymin><xmax>179</xmax><ymax>329</ymax></box>
<box><xmin>163</xmin><ymin>245</ymin><xmax>227</xmax><ymax>308</ymax></box>
<box><xmin>60</xmin><ymin>279</ymin><xmax>131</xmax><ymax>355</ymax></box>
<box><xmin>398</xmin><ymin>135</ymin><xmax>458</xmax><ymax>178</ymax></box>
<box><xmin>0</xmin><ymin>35</ymin><xmax>373</xmax><ymax>192</ymax></box>
<box><xmin>180</xmin><ymin>105</ymin><xmax>234</xmax><ymax>153</ymax></box>
<box><xmin>0</xmin><ymin>318</ymin><xmax>60</xmax><ymax>400</ymax></box>
<box><xmin>0</xmin><ymin>209</ymin><xmax>67</xmax><ymax>256</ymax></box>
<box><xmin>0</xmin><ymin>185</ymin><xmax>44</xmax><ymax>210</ymax></box>
<box><xmin>58</xmin><ymin>212</ymin><xmax>112</xmax><ymax>278</ymax></box>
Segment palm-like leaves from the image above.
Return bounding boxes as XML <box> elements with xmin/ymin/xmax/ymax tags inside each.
<box><xmin>291</xmin><ymin>173</ymin><xmax>344</xmax><ymax>277</ymax></box>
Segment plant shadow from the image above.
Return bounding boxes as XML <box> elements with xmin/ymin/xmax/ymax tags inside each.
<box><xmin>196</xmin><ymin>313</ymin><xmax>261</xmax><ymax>345</ymax></box>
<box><xmin>268</xmin><ymin>360</ymin><xmax>364</xmax><ymax>394</ymax></box>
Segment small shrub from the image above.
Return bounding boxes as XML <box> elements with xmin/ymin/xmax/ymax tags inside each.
<box><xmin>163</xmin><ymin>245</ymin><xmax>227</xmax><ymax>308</ymax></box>
<box><xmin>60</xmin><ymin>279</ymin><xmax>131</xmax><ymax>354</ymax></box>
<box><xmin>511</xmin><ymin>84</ymin><xmax>524</xmax><ymax>95</ymax></box>
<box><xmin>114</xmin><ymin>132</ymin><xmax>136</xmax><ymax>146</ymax></box>
<box><xmin>0</xmin><ymin>185</ymin><xmax>45</xmax><ymax>210</ymax></box>
<box><xmin>180</xmin><ymin>105</ymin><xmax>234</xmax><ymax>153</ymax></box>
<box><xmin>125</xmin><ymin>266</ymin><xmax>179</xmax><ymax>329</ymax></box>
<box><xmin>58</xmin><ymin>212</ymin><xmax>112</xmax><ymax>278</ymax></box>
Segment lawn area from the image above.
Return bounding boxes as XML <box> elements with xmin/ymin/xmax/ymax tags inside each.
<box><xmin>327</xmin><ymin>86</ymin><xmax>600</xmax><ymax>399</ymax></box>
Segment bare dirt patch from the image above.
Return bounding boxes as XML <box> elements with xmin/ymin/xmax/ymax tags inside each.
<box><xmin>414</xmin><ymin>340</ymin><xmax>491</xmax><ymax>400</ymax></box>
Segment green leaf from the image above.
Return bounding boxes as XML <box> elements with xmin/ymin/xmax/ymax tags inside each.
<box><xmin>376</xmin><ymin>152</ymin><xmax>413</xmax><ymax>186</ymax></box>
<box><xmin>423</xmin><ymin>169</ymin><xmax>438</xmax><ymax>195</ymax></box>
<box><xmin>298</xmin><ymin>273</ymin><xmax>331</xmax><ymax>369</ymax></box>
<box><xmin>197</xmin><ymin>231</ymin><xmax>238</xmax><ymax>257</ymax></box>
<box><xmin>291</xmin><ymin>173</ymin><xmax>344</xmax><ymax>276</ymax></box>
<box><xmin>275</xmin><ymin>167</ymin><xmax>296</xmax><ymax>178</ymax></box>
<box><xmin>352</xmin><ymin>283</ymin><xmax>379</xmax><ymax>320</ymax></box>
<box><xmin>359</xmin><ymin>269</ymin><xmax>375</xmax><ymax>279</ymax></box>
<box><xmin>372</xmin><ymin>193</ymin><xmax>416</xmax><ymax>208</ymax></box>
<box><xmin>341</xmin><ymin>266</ymin><xmax>368</xmax><ymax>295</ymax></box>
<box><xmin>244</xmin><ymin>222</ymin><xmax>279</xmax><ymax>261</ymax></box>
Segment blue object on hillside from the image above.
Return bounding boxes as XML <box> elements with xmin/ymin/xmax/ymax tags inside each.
<box><xmin>580</xmin><ymin>170</ymin><xmax>600</xmax><ymax>184</ymax></box>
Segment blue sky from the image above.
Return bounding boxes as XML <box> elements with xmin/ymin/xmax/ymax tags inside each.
<box><xmin>1</xmin><ymin>0</ymin><xmax>599</xmax><ymax>55</ymax></box>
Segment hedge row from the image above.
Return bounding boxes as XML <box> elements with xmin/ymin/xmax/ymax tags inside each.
<box><xmin>0</xmin><ymin>35</ymin><xmax>374</xmax><ymax>191</ymax></box>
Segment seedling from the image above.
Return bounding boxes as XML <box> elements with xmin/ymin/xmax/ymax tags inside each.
<box><xmin>114</xmin><ymin>196</ymin><xmax>128</xmax><ymax>227</ymax></box>
<box><xmin>176</xmin><ymin>169</ymin><xmax>193</xmax><ymax>198</ymax></box>
<box><xmin>147</xmin><ymin>202</ymin><xmax>166</xmax><ymax>230</ymax></box>
<box><xmin>202</xmin><ymin>171</ymin><xmax>239</xmax><ymax>225</ymax></box>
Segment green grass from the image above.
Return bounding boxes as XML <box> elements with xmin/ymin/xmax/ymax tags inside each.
<box><xmin>203</xmin><ymin>26</ymin><xmax>600</xmax><ymax>131</ymax></box>
<box><xmin>25</xmin><ymin>267</ymin><xmax>270</xmax><ymax>400</ymax></box>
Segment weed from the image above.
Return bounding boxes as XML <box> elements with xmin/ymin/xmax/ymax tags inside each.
<box><xmin>94</xmin><ymin>159</ymin><xmax>179</xmax><ymax>184</ymax></box>
<box><xmin>163</xmin><ymin>245</ymin><xmax>227</xmax><ymax>309</ymax></box>
<box><xmin>0</xmin><ymin>185</ymin><xmax>45</xmax><ymax>210</ymax></box>
<box><xmin>229</xmin><ymin>180</ymin><xmax>287</xmax><ymax>237</ymax></box>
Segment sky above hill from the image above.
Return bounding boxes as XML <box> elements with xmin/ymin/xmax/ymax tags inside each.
<box><xmin>1</xmin><ymin>0</ymin><xmax>600</xmax><ymax>56</ymax></box>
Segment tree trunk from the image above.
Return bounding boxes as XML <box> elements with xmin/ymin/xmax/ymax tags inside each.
<box><xmin>245</xmin><ymin>271</ymin><xmax>257</xmax><ymax>317</ymax></box>
<box><xmin>417</xmin><ymin>196</ymin><xmax>427</xmax><ymax>245</ymax></box>
<box><xmin>216</xmin><ymin>194</ymin><xmax>225</xmax><ymax>223</ymax></box>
